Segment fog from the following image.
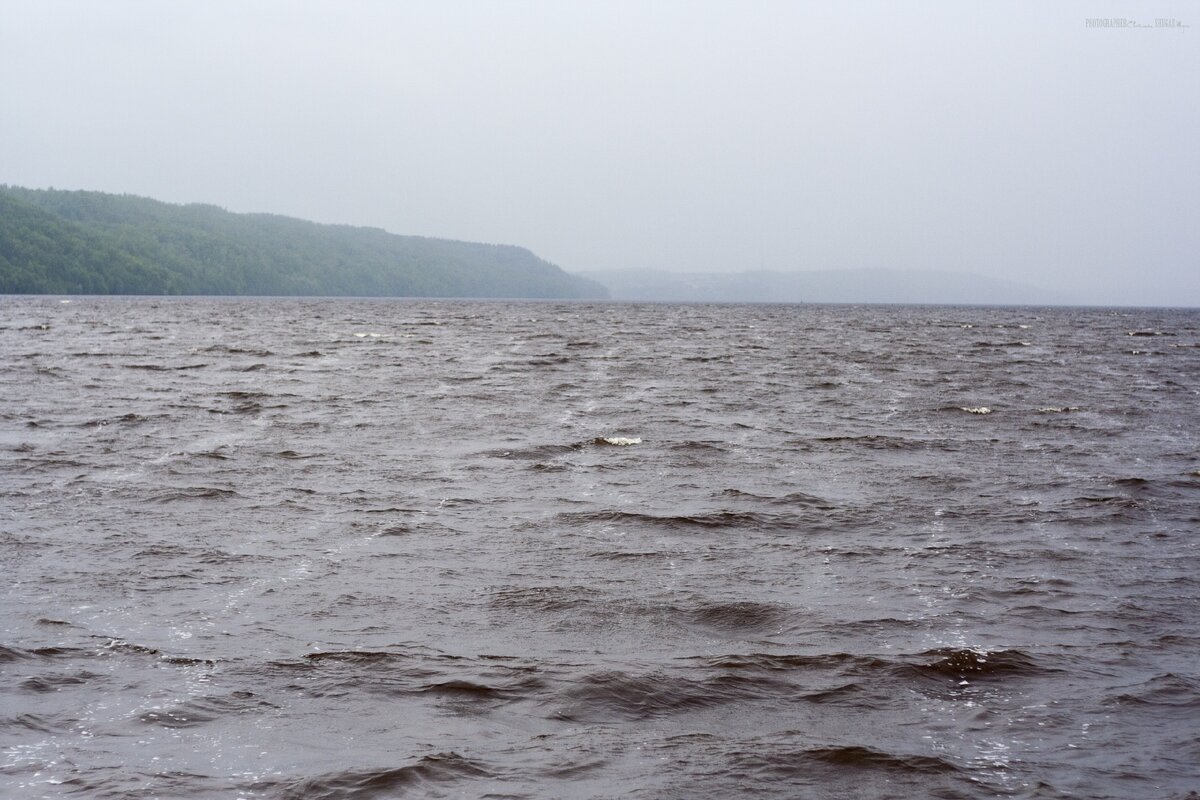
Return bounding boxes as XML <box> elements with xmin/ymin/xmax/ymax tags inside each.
<box><xmin>1</xmin><ymin>1</ymin><xmax>1196</xmax><ymax>305</ymax></box>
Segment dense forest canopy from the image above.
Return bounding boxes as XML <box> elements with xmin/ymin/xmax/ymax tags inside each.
<box><xmin>0</xmin><ymin>186</ymin><xmax>607</xmax><ymax>299</ymax></box>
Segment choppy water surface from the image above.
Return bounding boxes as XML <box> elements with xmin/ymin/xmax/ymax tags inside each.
<box><xmin>2</xmin><ymin>297</ymin><xmax>1199</xmax><ymax>799</ymax></box>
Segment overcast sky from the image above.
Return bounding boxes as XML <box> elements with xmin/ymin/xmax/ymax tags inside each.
<box><xmin>1</xmin><ymin>1</ymin><xmax>1196</xmax><ymax>305</ymax></box>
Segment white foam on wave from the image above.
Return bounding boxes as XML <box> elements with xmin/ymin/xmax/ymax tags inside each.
<box><xmin>353</xmin><ymin>332</ymin><xmax>384</xmax><ymax>338</ymax></box>
<box><xmin>960</xmin><ymin>407</ymin><xmax>992</xmax><ymax>415</ymax></box>
<box><xmin>600</xmin><ymin>436</ymin><xmax>642</xmax><ymax>446</ymax></box>
<box><xmin>1037</xmin><ymin>406</ymin><xmax>1079</xmax><ymax>413</ymax></box>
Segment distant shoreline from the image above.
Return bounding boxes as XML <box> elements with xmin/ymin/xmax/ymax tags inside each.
<box><xmin>5</xmin><ymin>293</ymin><xmax>1195</xmax><ymax>311</ymax></box>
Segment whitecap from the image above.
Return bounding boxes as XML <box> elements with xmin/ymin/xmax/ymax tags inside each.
<box><xmin>960</xmin><ymin>407</ymin><xmax>992</xmax><ymax>415</ymax></box>
<box><xmin>1037</xmin><ymin>406</ymin><xmax>1078</xmax><ymax>413</ymax></box>
<box><xmin>599</xmin><ymin>436</ymin><xmax>642</xmax><ymax>446</ymax></box>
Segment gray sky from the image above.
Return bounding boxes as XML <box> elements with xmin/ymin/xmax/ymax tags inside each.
<box><xmin>2</xmin><ymin>1</ymin><xmax>1197</xmax><ymax>305</ymax></box>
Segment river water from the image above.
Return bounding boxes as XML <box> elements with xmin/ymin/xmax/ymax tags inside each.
<box><xmin>2</xmin><ymin>297</ymin><xmax>1198</xmax><ymax>799</ymax></box>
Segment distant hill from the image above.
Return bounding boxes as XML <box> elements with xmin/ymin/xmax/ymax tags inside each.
<box><xmin>0</xmin><ymin>186</ymin><xmax>607</xmax><ymax>299</ymax></box>
<box><xmin>582</xmin><ymin>268</ymin><xmax>1067</xmax><ymax>306</ymax></box>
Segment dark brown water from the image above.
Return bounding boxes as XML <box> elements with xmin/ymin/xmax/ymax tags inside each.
<box><xmin>2</xmin><ymin>296</ymin><xmax>1199</xmax><ymax>799</ymax></box>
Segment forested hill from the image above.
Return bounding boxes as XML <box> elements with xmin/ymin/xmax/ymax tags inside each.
<box><xmin>0</xmin><ymin>186</ymin><xmax>607</xmax><ymax>299</ymax></box>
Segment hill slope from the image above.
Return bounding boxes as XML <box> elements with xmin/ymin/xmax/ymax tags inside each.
<box><xmin>0</xmin><ymin>186</ymin><xmax>607</xmax><ymax>299</ymax></box>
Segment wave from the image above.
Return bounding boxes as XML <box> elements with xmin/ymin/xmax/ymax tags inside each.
<box><xmin>124</xmin><ymin>362</ymin><xmax>209</xmax><ymax>370</ymax></box>
<box><xmin>684</xmin><ymin>601</ymin><xmax>790</xmax><ymax>632</ymax></box>
<box><xmin>484</xmin><ymin>442</ymin><xmax>583</xmax><ymax>460</ymax></box>
<box><xmin>804</xmin><ymin>434</ymin><xmax>932</xmax><ymax>451</ymax></box>
<box><xmin>731</xmin><ymin>745</ymin><xmax>962</xmax><ymax>776</ymax></box>
<box><xmin>97</xmin><ymin>638</ymin><xmax>163</xmax><ymax>657</ymax></box>
<box><xmin>217</xmin><ymin>390</ymin><xmax>273</xmax><ymax>400</ymax></box>
<box><xmin>795</xmin><ymin>681</ymin><xmax>877</xmax><ymax>705</ymax></box>
<box><xmin>263</xmin><ymin>649</ymin><xmax>545</xmax><ymax>704</ymax></box>
<box><xmin>1</xmin><ymin>712</ymin><xmax>78</xmax><ymax>734</ymax></box>
<box><xmin>1106</xmin><ymin>673</ymin><xmax>1200</xmax><ymax>708</ymax></box>
<box><xmin>557</xmin><ymin>509</ymin><xmax>793</xmax><ymax>532</ymax></box>
<box><xmin>0</xmin><ymin>644</ymin><xmax>90</xmax><ymax>662</ymax></box>
<box><xmin>586</xmin><ymin>549</ymin><xmax>676</xmax><ymax>561</ymax></box>
<box><xmin>251</xmin><ymin>753</ymin><xmax>494</xmax><ymax>800</ymax></box>
<box><xmin>1062</xmin><ymin>494</ymin><xmax>1144</xmax><ymax>510</ymax></box>
<box><xmin>298</xmin><ymin>649</ymin><xmax>410</xmax><ymax>666</ymax></box>
<box><xmin>149</xmin><ymin>487</ymin><xmax>241</xmax><ymax>502</ymax></box>
<box><xmin>696</xmin><ymin>652</ymin><xmax>894</xmax><ymax>673</ymax></box>
<box><xmin>595</xmin><ymin>436</ymin><xmax>641</xmax><ymax>446</ymax></box>
<box><xmin>139</xmin><ymin>691</ymin><xmax>276</xmax><ymax>728</ymax></box>
<box><xmin>972</xmin><ymin>340</ymin><xmax>1031</xmax><ymax>348</ymax></box>
<box><xmin>905</xmin><ymin>647</ymin><xmax>1048</xmax><ymax>680</ymax></box>
<box><xmin>490</xmin><ymin>586</ymin><xmax>595</xmax><ymax>612</ymax></box>
<box><xmin>557</xmin><ymin>670</ymin><xmax>794</xmax><ymax>721</ymax></box>
<box><xmin>201</xmin><ymin>345</ymin><xmax>275</xmax><ymax>356</ymax></box>
<box><xmin>719</xmin><ymin>489</ymin><xmax>834</xmax><ymax>508</ymax></box>
<box><xmin>484</xmin><ymin>436</ymin><xmax>649</xmax><ymax>459</ymax></box>
<box><xmin>670</xmin><ymin>440</ymin><xmax>727</xmax><ymax>453</ymax></box>
<box><xmin>694</xmin><ymin>648</ymin><xmax>1051</xmax><ymax>686</ymax></box>
<box><xmin>270</xmin><ymin>449</ymin><xmax>320</xmax><ymax>459</ymax></box>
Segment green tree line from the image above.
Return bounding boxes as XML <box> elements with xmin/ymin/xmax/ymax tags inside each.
<box><xmin>0</xmin><ymin>186</ymin><xmax>607</xmax><ymax>299</ymax></box>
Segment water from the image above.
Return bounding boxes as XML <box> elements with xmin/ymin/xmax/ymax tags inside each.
<box><xmin>2</xmin><ymin>296</ymin><xmax>1198</xmax><ymax>799</ymax></box>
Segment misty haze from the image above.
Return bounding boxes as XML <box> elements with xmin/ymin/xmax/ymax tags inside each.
<box><xmin>2</xmin><ymin>2</ymin><xmax>1197</xmax><ymax>306</ymax></box>
<box><xmin>2</xmin><ymin>3</ymin><xmax>1199</xmax><ymax>800</ymax></box>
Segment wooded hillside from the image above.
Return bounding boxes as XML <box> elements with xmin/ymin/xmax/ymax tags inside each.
<box><xmin>0</xmin><ymin>187</ymin><xmax>607</xmax><ymax>299</ymax></box>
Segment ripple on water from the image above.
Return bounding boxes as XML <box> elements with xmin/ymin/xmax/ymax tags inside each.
<box><xmin>3</xmin><ymin>298</ymin><xmax>1199</xmax><ymax>800</ymax></box>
